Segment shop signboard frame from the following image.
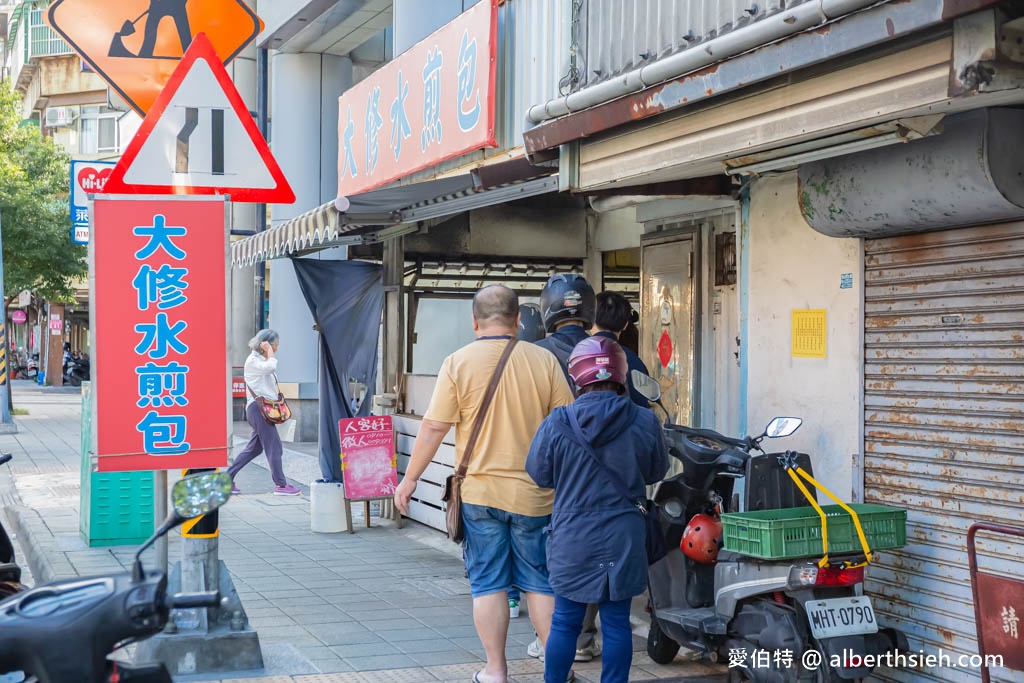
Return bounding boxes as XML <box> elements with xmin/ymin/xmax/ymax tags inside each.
<box><xmin>335</xmin><ymin>0</ymin><xmax>498</xmax><ymax>199</ymax></box>
<box><xmin>89</xmin><ymin>195</ymin><xmax>230</xmax><ymax>472</ymax></box>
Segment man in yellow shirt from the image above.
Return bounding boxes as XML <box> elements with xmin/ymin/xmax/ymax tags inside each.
<box><xmin>395</xmin><ymin>285</ymin><xmax>574</xmax><ymax>683</ymax></box>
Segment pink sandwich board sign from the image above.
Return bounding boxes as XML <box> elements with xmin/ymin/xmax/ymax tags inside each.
<box><xmin>338</xmin><ymin>416</ymin><xmax>398</xmax><ymax>500</ymax></box>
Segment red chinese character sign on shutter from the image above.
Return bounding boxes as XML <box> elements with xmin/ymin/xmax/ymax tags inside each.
<box><xmin>336</xmin><ymin>0</ymin><xmax>497</xmax><ymax>199</ymax></box>
<box><xmin>91</xmin><ymin>197</ymin><xmax>229</xmax><ymax>472</ymax></box>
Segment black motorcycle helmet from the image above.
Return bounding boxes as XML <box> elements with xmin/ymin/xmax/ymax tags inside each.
<box><xmin>539</xmin><ymin>274</ymin><xmax>596</xmax><ymax>333</ymax></box>
<box><xmin>517</xmin><ymin>303</ymin><xmax>546</xmax><ymax>342</ymax></box>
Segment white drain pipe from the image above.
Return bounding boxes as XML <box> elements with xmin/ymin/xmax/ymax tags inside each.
<box><xmin>527</xmin><ymin>0</ymin><xmax>884</xmax><ymax>124</ymax></box>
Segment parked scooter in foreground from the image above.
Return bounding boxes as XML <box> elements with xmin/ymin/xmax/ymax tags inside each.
<box><xmin>0</xmin><ymin>454</ymin><xmax>26</xmax><ymax>601</ymax></box>
<box><xmin>0</xmin><ymin>472</ymin><xmax>232</xmax><ymax>683</ymax></box>
<box><xmin>632</xmin><ymin>372</ymin><xmax>907</xmax><ymax>682</ymax></box>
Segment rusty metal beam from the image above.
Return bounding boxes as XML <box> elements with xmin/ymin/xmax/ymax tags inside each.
<box><xmin>523</xmin><ymin>0</ymin><xmax>995</xmax><ymax>156</ymax></box>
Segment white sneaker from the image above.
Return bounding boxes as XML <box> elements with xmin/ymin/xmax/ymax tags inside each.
<box><xmin>509</xmin><ymin>598</ymin><xmax>520</xmax><ymax>619</ymax></box>
<box><xmin>527</xmin><ymin>636</ymin><xmax>544</xmax><ymax>660</ymax></box>
<box><xmin>574</xmin><ymin>636</ymin><xmax>602</xmax><ymax>662</ymax></box>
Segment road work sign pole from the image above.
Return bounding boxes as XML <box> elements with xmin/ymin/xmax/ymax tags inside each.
<box><xmin>0</xmin><ymin>209</ymin><xmax>17</xmax><ymax>433</ymax></box>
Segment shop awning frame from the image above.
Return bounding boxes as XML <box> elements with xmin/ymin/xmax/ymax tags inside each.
<box><xmin>231</xmin><ymin>161</ymin><xmax>557</xmax><ymax>267</ymax></box>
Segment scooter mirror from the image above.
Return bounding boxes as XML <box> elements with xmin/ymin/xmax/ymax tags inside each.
<box><xmin>631</xmin><ymin>370</ymin><xmax>662</xmax><ymax>402</ymax></box>
<box><xmin>765</xmin><ymin>416</ymin><xmax>802</xmax><ymax>438</ymax></box>
<box><xmin>171</xmin><ymin>472</ymin><xmax>233</xmax><ymax>520</ymax></box>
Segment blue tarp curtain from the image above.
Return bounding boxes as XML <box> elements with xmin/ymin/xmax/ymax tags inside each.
<box><xmin>291</xmin><ymin>259</ymin><xmax>384</xmax><ymax>482</ymax></box>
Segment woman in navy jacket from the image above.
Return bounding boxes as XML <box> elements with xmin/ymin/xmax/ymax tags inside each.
<box><xmin>527</xmin><ymin>336</ymin><xmax>668</xmax><ymax>683</ymax></box>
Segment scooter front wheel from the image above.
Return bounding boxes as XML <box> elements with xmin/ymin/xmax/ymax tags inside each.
<box><xmin>646</xmin><ymin>614</ymin><xmax>681</xmax><ymax>665</ymax></box>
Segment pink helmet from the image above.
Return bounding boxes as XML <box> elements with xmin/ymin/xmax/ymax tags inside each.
<box><xmin>568</xmin><ymin>336</ymin><xmax>628</xmax><ymax>389</ymax></box>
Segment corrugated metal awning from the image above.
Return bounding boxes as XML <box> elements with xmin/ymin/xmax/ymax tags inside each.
<box><xmin>231</xmin><ymin>162</ymin><xmax>557</xmax><ymax>267</ymax></box>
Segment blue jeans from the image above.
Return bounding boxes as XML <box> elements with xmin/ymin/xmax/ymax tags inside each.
<box><xmin>462</xmin><ymin>502</ymin><xmax>552</xmax><ymax>598</ymax></box>
<box><xmin>545</xmin><ymin>595</ymin><xmax>632</xmax><ymax>683</ymax></box>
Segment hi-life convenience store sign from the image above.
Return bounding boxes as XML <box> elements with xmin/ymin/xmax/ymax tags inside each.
<box><xmin>71</xmin><ymin>159</ymin><xmax>117</xmax><ymax>244</ymax></box>
<box><xmin>336</xmin><ymin>0</ymin><xmax>497</xmax><ymax>199</ymax></box>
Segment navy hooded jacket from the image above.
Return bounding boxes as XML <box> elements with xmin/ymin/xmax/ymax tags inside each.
<box><xmin>526</xmin><ymin>390</ymin><xmax>668</xmax><ymax>604</ymax></box>
<box><xmin>593</xmin><ymin>330</ymin><xmax>652</xmax><ymax>408</ymax></box>
<box><xmin>535</xmin><ymin>324</ymin><xmax>590</xmax><ymax>389</ymax></box>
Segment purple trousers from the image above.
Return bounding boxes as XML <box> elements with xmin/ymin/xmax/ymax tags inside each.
<box><xmin>228</xmin><ymin>401</ymin><xmax>286</xmax><ymax>487</ymax></box>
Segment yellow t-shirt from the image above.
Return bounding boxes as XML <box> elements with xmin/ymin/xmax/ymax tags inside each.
<box><xmin>424</xmin><ymin>338</ymin><xmax>574</xmax><ymax>517</ymax></box>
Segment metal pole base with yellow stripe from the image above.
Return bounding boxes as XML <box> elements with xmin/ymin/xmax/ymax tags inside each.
<box><xmin>131</xmin><ymin>468</ymin><xmax>264</xmax><ymax>675</ymax></box>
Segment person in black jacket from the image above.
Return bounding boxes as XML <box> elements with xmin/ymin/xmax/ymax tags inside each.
<box><xmin>535</xmin><ymin>274</ymin><xmax>594</xmax><ymax>391</ymax></box>
<box><xmin>593</xmin><ymin>291</ymin><xmax>651</xmax><ymax>408</ymax></box>
<box><xmin>527</xmin><ymin>336</ymin><xmax>668</xmax><ymax>683</ymax></box>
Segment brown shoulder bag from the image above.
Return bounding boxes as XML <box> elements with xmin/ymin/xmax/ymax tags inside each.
<box><xmin>441</xmin><ymin>339</ymin><xmax>518</xmax><ymax>543</ymax></box>
<box><xmin>246</xmin><ymin>374</ymin><xmax>292</xmax><ymax>425</ymax></box>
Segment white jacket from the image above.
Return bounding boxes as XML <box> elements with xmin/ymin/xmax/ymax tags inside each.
<box><xmin>244</xmin><ymin>351</ymin><xmax>279</xmax><ymax>405</ymax></box>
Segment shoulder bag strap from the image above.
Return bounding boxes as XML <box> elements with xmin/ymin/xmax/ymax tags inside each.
<box><xmin>565</xmin><ymin>406</ymin><xmax>647</xmax><ymax>515</ymax></box>
<box><xmin>454</xmin><ymin>339</ymin><xmax>518</xmax><ymax>479</ymax></box>
<box><xmin>244</xmin><ymin>369</ymin><xmax>278</xmax><ymax>400</ymax></box>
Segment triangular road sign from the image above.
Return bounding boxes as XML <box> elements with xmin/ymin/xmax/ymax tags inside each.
<box><xmin>104</xmin><ymin>33</ymin><xmax>295</xmax><ymax>204</ymax></box>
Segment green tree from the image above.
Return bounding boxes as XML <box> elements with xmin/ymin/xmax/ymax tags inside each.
<box><xmin>0</xmin><ymin>78</ymin><xmax>85</xmax><ymax>306</ymax></box>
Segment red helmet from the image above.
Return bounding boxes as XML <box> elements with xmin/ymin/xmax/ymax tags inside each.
<box><xmin>567</xmin><ymin>336</ymin><xmax>628</xmax><ymax>389</ymax></box>
<box><xmin>681</xmin><ymin>513</ymin><xmax>724</xmax><ymax>564</ymax></box>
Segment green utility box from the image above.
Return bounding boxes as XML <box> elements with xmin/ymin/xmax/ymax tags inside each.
<box><xmin>722</xmin><ymin>504</ymin><xmax>907</xmax><ymax>560</ymax></box>
<box><xmin>79</xmin><ymin>382</ymin><xmax>155</xmax><ymax>547</ymax></box>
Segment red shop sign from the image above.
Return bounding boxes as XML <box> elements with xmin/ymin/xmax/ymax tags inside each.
<box><xmin>91</xmin><ymin>197</ymin><xmax>229</xmax><ymax>472</ymax></box>
<box><xmin>336</xmin><ymin>0</ymin><xmax>497</xmax><ymax>199</ymax></box>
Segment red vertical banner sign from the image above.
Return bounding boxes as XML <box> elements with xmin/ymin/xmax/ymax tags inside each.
<box><xmin>91</xmin><ymin>197</ymin><xmax>229</xmax><ymax>472</ymax></box>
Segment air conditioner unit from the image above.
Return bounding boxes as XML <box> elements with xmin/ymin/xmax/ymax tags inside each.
<box><xmin>44</xmin><ymin>106</ymin><xmax>76</xmax><ymax>128</ymax></box>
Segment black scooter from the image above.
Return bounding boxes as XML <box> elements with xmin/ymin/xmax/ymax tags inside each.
<box><xmin>631</xmin><ymin>372</ymin><xmax>906</xmax><ymax>682</ymax></box>
<box><xmin>0</xmin><ymin>472</ymin><xmax>232</xmax><ymax>683</ymax></box>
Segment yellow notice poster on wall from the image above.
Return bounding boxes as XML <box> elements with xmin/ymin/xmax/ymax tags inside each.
<box><xmin>792</xmin><ymin>309</ymin><xmax>827</xmax><ymax>358</ymax></box>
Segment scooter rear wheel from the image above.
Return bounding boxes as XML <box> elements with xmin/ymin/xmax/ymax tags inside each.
<box><xmin>646</xmin><ymin>614</ymin><xmax>681</xmax><ymax>665</ymax></box>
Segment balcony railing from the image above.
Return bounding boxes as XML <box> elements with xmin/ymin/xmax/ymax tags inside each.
<box><xmin>28</xmin><ymin>9</ymin><xmax>73</xmax><ymax>58</ymax></box>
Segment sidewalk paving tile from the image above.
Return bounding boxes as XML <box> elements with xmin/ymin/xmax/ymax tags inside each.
<box><xmin>1</xmin><ymin>383</ymin><xmax>722</xmax><ymax>681</ymax></box>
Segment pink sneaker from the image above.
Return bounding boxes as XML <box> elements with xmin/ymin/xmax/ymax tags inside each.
<box><xmin>231</xmin><ymin>484</ymin><xmax>241</xmax><ymax>495</ymax></box>
<box><xmin>274</xmin><ymin>484</ymin><xmax>301</xmax><ymax>496</ymax></box>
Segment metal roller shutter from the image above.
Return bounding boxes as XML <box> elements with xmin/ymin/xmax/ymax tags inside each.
<box><xmin>863</xmin><ymin>222</ymin><xmax>1024</xmax><ymax>683</ymax></box>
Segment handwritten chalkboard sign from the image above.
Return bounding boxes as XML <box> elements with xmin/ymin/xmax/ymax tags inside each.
<box><xmin>339</xmin><ymin>416</ymin><xmax>398</xmax><ymax>500</ymax></box>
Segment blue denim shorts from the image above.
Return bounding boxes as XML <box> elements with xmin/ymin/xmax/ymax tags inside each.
<box><xmin>462</xmin><ymin>502</ymin><xmax>553</xmax><ymax>598</ymax></box>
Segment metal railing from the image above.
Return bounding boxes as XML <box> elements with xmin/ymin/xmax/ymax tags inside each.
<box><xmin>27</xmin><ymin>9</ymin><xmax>72</xmax><ymax>58</ymax></box>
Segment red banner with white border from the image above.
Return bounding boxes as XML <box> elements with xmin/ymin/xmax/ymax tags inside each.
<box><xmin>336</xmin><ymin>0</ymin><xmax>497</xmax><ymax>199</ymax></box>
<box><xmin>92</xmin><ymin>197</ymin><xmax>228</xmax><ymax>472</ymax></box>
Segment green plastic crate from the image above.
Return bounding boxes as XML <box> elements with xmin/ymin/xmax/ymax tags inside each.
<box><xmin>721</xmin><ymin>504</ymin><xmax>907</xmax><ymax>560</ymax></box>
<box><xmin>79</xmin><ymin>382</ymin><xmax>155</xmax><ymax>547</ymax></box>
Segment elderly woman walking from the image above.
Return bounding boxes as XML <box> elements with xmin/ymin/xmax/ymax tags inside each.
<box><xmin>228</xmin><ymin>329</ymin><xmax>301</xmax><ymax>496</ymax></box>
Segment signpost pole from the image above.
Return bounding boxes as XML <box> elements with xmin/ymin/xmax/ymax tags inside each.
<box><xmin>154</xmin><ymin>469</ymin><xmax>168</xmax><ymax>572</ymax></box>
<box><xmin>0</xmin><ymin>209</ymin><xmax>16</xmax><ymax>432</ymax></box>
